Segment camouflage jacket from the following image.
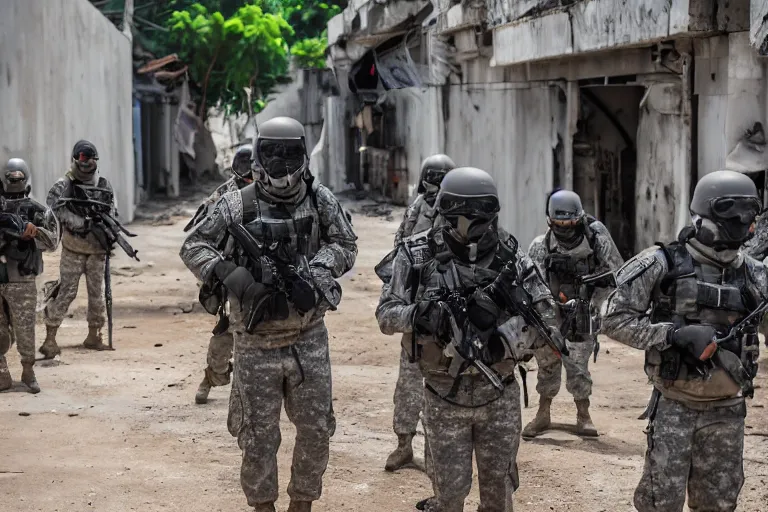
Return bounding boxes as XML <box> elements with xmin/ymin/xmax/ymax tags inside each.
<box><xmin>46</xmin><ymin>172</ymin><xmax>116</xmax><ymax>255</ymax></box>
<box><xmin>376</xmin><ymin>226</ymin><xmax>558</xmax><ymax>387</ymax></box>
<box><xmin>0</xmin><ymin>196</ymin><xmax>59</xmax><ymax>282</ymax></box>
<box><xmin>602</xmin><ymin>241</ymin><xmax>767</xmax><ymax>406</ymax></box>
<box><xmin>393</xmin><ymin>194</ymin><xmax>437</xmax><ymax>246</ymax></box>
<box><xmin>528</xmin><ymin>220</ymin><xmax>624</xmax><ymax>309</ymax></box>
<box><xmin>179</xmin><ymin>181</ymin><xmax>357</xmax><ymax>347</ymax></box>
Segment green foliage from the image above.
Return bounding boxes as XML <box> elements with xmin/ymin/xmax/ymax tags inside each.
<box><xmin>278</xmin><ymin>1</ymin><xmax>345</xmax><ymax>42</ymax></box>
<box><xmin>167</xmin><ymin>3</ymin><xmax>294</xmax><ymax>117</ymax></box>
<box><xmin>290</xmin><ymin>37</ymin><xmax>328</xmax><ymax>69</ymax></box>
<box><xmin>90</xmin><ymin>1</ymin><xmax>349</xmax><ymax>113</ymax></box>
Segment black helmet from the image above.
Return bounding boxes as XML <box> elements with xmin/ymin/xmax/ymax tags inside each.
<box><xmin>418</xmin><ymin>154</ymin><xmax>456</xmax><ymax>194</ymax></box>
<box><xmin>252</xmin><ymin>117</ymin><xmax>308</xmax><ymax>192</ymax></box>
<box><xmin>546</xmin><ymin>189</ymin><xmax>586</xmax><ymax>248</ymax></box>
<box><xmin>690</xmin><ymin>170</ymin><xmax>761</xmax><ymax>247</ymax></box>
<box><xmin>435</xmin><ymin>167</ymin><xmax>500</xmax><ymax>261</ymax></box>
<box><xmin>71</xmin><ymin>139</ymin><xmax>99</xmax><ymax>178</ymax></box>
<box><xmin>231</xmin><ymin>144</ymin><xmax>253</xmax><ymax>181</ymax></box>
<box><xmin>2</xmin><ymin>158</ymin><xmax>31</xmax><ymax>197</ymax></box>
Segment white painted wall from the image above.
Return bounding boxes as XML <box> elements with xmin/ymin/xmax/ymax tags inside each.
<box><xmin>0</xmin><ymin>0</ymin><xmax>134</xmax><ymax>221</ymax></box>
<box><xmin>384</xmin><ymin>82</ymin><xmax>557</xmax><ymax>248</ymax></box>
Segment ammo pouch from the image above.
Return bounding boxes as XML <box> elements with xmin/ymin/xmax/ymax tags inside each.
<box><xmin>4</xmin><ymin>240</ymin><xmax>42</xmax><ymax>276</ymax></box>
<box><xmin>243</xmin><ymin>286</ymin><xmax>289</xmax><ymax>334</ymax></box>
<box><xmin>199</xmin><ymin>281</ymin><xmax>224</xmax><ymax>315</ymax></box>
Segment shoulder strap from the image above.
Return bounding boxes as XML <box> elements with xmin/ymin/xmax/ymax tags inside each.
<box><xmin>240</xmin><ymin>184</ymin><xmax>258</xmax><ymax>224</ymax></box>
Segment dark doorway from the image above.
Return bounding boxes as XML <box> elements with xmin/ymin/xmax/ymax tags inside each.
<box><xmin>573</xmin><ymin>85</ymin><xmax>644</xmax><ymax>260</ymax></box>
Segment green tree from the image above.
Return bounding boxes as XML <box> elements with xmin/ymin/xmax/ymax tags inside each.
<box><xmin>279</xmin><ymin>1</ymin><xmax>345</xmax><ymax>42</ymax></box>
<box><xmin>167</xmin><ymin>3</ymin><xmax>294</xmax><ymax>118</ymax></box>
<box><xmin>289</xmin><ymin>37</ymin><xmax>328</xmax><ymax>69</ymax></box>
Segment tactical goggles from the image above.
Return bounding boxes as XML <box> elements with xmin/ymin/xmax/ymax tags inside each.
<box><xmin>76</xmin><ymin>148</ymin><xmax>98</xmax><ymax>162</ymax></box>
<box><xmin>709</xmin><ymin>196</ymin><xmax>761</xmax><ymax>223</ymax></box>
<box><xmin>5</xmin><ymin>170</ymin><xmax>25</xmax><ymax>183</ymax></box>
<box><xmin>548</xmin><ymin>217</ymin><xmax>582</xmax><ymax>227</ymax></box>
<box><xmin>257</xmin><ymin>139</ymin><xmax>306</xmax><ymax>178</ymax></box>
<box><xmin>232</xmin><ymin>155</ymin><xmax>252</xmax><ymax>176</ymax></box>
<box><xmin>423</xmin><ymin>167</ymin><xmax>450</xmax><ymax>185</ymax></box>
<box><xmin>437</xmin><ymin>193</ymin><xmax>500</xmax><ymax>218</ymax></box>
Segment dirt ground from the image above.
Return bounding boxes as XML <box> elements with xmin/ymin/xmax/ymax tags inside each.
<box><xmin>1</xmin><ymin>198</ymin><xmax>767</xmax><ymax>512</ymax></box>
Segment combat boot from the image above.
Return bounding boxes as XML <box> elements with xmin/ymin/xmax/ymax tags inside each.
<box><xmin>83</xmin><ymin>327</ymin><xmax>109</xmax><ymax>351</ymax></box>
<box><xmin>39</xmin><ymin>326</ymin><xmax>61</xmax><ymax>359</ymax></box>
<box><xmin>252</xmin><ymin>503</ymin><xmax>276</xmax><ymax>512</ymax></box>
<box><xmin>522</xmin><ymin>397</ymin><xmax>552</xmax><ymax>438</ymax></box>
<box><xmin>21</xmin><ymin>363</ymin><xmax>40</xmax><ymax>394</ymax></box>
<box><xmin>195</xmin><ymin>375</ymin><xmax>212</xmax><ymax>404</ymax></box>
<box><xmin>385</xmin><ymin>433</ymin><xmax>414</xmax><ymax>471</ymax></box>
<box><xmin>287</xmin><ymin>501</ymin><xmax>311</xmax><ymax>512</ymax></box>
<box><xmin>0</xmin><ymin>356</ymin><xmax>12</xmax><ymax>391</ymax></box>
<box><xmin>575</xmin><ymin>399</ymin><xmax>598</xmax><ymax>437</ymax></box>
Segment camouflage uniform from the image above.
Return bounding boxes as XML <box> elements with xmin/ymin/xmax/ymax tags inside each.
<box><xmin>43</xmin><ymin>171</ymin><xmax>116</xmax><ymax>347</ymax></box>
<box><xmin>180</xmin><ymin>180</ymin><xmax>356</xmax><ymax>508</ymax></box>
<box><xmin>387</xmin><ymin>193</ymin><xmax>438</xmax><ymax>469</ymax></box>
<box><xmin>602</xmin><ymin>236</ymin><xmax>764</xmax><ymax>511</ymax></box>
<box><xmin>0</xmin><ymin>197</ymin><xmax>59</xmax><ymax>392</ymax></box>
<box><xmin>525</xmin><ymin>219</ymin><xmax>623</xmax><ymax>435</ymax></box>
<box><xmin>376</xmin><ymin>226</ymin><xmax>558</xmax><ymax>511</ymax></box>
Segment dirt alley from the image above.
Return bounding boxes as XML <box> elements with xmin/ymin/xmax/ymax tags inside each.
<box><xmin>0</xmin><ymin>201</ymin><xmax>766</xmax><ymax>512</ymax></box>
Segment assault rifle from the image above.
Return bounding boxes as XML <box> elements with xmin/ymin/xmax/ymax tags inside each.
<box><xmin>436</xmin><ymin>291</ymin><xmax>504</xmax><ymax>391</ymax></box>
<box><xmin>226</xmin><ymin>223</ymin><xmax>320</xmax><ymax>332</ymax></box>
<box><xmin>698</xmin><ymin>298</ymin><xmax>768</xmax><ymax>398</ymax></box>
<box><xmin>558</xmin><ymin>269</ymin><xmax>617</xmax><ymax>362</ymax></box>
<box><xmin>488</xmin><ymin>262</ymin><xmax>569</xmax><ymax>358</ymax></box>
<box><xmin>55</xmin><ymin>190</ymin><xmax>139</xmax><ymax>261</ymax></box>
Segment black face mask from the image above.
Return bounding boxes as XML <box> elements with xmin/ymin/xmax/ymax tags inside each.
<box><xmin>441</xmin><ymin>220</ymin><xmax>499</xmax><ymax>263</ymax></box>
<box><xmin>550</xmin><ymin>222</ymin><xmax>584</xmax><ymax>248</ymax></box>
<box><xmin>258</xmin><ymin>139</ymin><xmax>306</xmax><ymax>179</ymax></box>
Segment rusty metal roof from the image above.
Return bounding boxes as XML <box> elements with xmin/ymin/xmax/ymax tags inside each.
<box><xmin>137</xmin><ymin>54</ymin><xmax>180</xmax><ymax>74</ymax></box>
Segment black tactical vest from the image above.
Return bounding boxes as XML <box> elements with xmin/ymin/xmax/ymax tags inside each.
<box><xmin>238</xmin><ymin>184</ymin><xmax>320</xmax><ymax>268</ymax></box>
<box><xmin>650</xmin><ymin>242</ymin><xmax>760</xmax><ymax>386</ymax></box>
<box><xmin>1</xmin><ymin>197</ymin><xmax>46</xmax><ymax>276</ymax></box>
<box><xmin>543</xmin><ymin>218</ymin><xmax>598</xmax><ymax>300</ymax></box>
<box><xmin>404</xmin><ymin>229</ymin><xmax>519</xmax><ymax>367</ymax></box>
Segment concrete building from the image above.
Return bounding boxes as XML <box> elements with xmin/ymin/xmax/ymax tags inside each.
<box><xmin>0</xmin><ymin>0</ymin><xmax>135</xmax><ymax>221</ymax></box>
<box><xmin>324</xmin><ymin>0</ymin><xmax>768</xmax><ymax>256</ymax></box>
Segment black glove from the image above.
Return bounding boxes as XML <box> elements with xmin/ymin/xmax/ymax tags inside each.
<box><xmin>668</xmin><ymin>325</ymin><xmax>717</xmax><ymax>360</ymax></box>
<box><xmin>287</xmin><ymin>267</ymin><xmax>317</xmax><ymax>314</ymax></box>
<box><xmin>214</xmin><ymin>260</ymin><xmax>237</xmax><ymax>282</ymax></box>
<box><xmin>466</xmin><ymin>290</ymin><xmax>499</xmax><ymax>331</ymax></box>
<box><xmin>414</xmin><ymin>301</ymin><xmax>446</xmax><ymax>335</ymax></box>
<box><xmin>216</xmin><ymin>264</ymin><xmax>259</xmax><ymax>306</ymax></box>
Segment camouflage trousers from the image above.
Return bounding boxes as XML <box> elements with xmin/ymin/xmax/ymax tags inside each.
<box><xmin>0</xmin><ymin>282</ymin><xmax>37</xmax><ymax>365</ymax></box>
<box><xmin>634</xmin><ymin>395</ymin><xmax>746</xmax><ymax>512</ymax></box>
<box><xmin>205</xmin><ymin>329</ymin><xmax>233</xmax><ymax>386</ymax></box>
<box><xmin>533</xmin><ymin>335</ymin><xmax>594</xmax><ymax>400</ymax></box>
<box><xmin>422</xmin><ymin>375</ymin><xmax>521</xmax><ymax>512</ymax></box>
<box><xmin>228</xmin><ymin>323</ymin><xmax>334</xmax><ymax>506</ymax></box>
<box><xmin>393</xmin><ymin>346</ymin><xmax>423</xmax><ymax>434</ymax></box>
<box><xmin>44</xmin><ymin>248</ymin><xmax>106</xmax><ymax>328</ymax></box>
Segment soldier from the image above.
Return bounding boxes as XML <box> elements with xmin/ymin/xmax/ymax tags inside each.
<box><xmin>376</xmin><ymin>167</ymin><xmax>564</xmax><ymax>512</ymax></box>
<box><xmin>602</xmin><ymin>170</ymin><xmax>764</xmax><ymax>511</ymax></box>
<box><xmin>0</xmin><ymin>158</ymin><xmax>59</xmax><ymax>393</ymax></box>
<box><xmin>180</xmin><ymin>116</ymin><xmax>357</xmax><ymax>512</ymax></box>
<box><xmin>187</xmin><ymin>144</ymin><xmax>254</xmax><ymax>404</ymax></box>
<box><xmin>40</xmin><ymin>140</ymin><xmax>117</xmax><ymax>357</ymax></box>
<box><xmin>386</xmin><ymin>153</ymin><xmax>455</xmax><ymax>471</ymax></box>
<box><xmin>523</xmin><ymin>190</ymin><xmax>623</xmax><ymax>437</ymax></box>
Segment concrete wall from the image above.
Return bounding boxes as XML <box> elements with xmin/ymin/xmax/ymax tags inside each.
<box><xmin>0</xmin><ymin>0</ymin><xmax>134</xmax><ymax>221</ymax></box>
<box><xmin>384</xmin><ymin>81</ymin><xmax>558</xmax><ymax>248</ymax></box>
